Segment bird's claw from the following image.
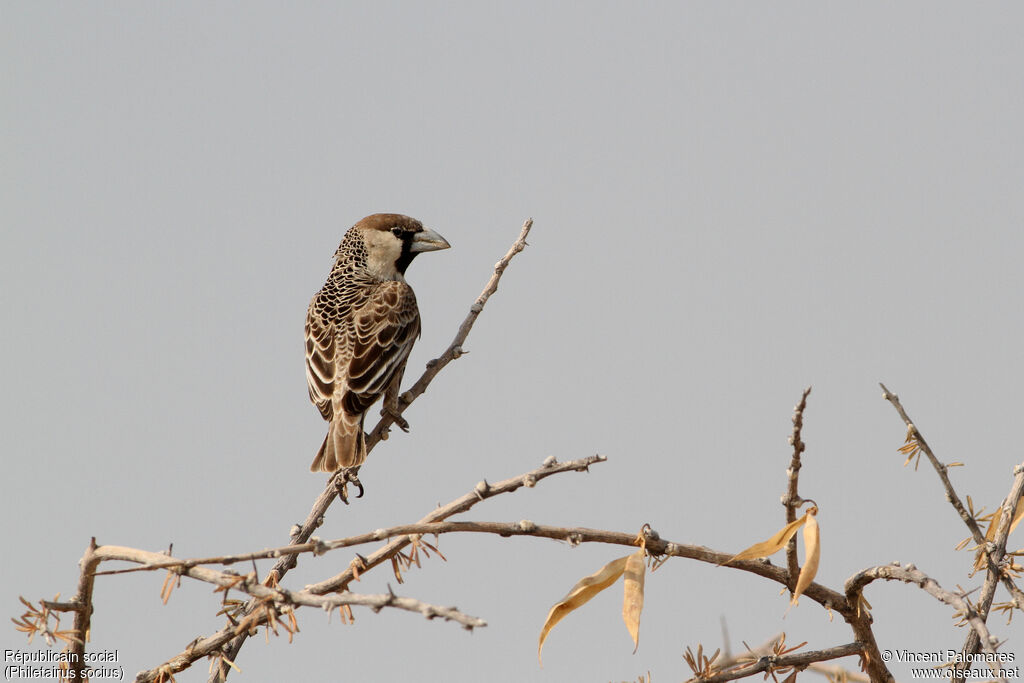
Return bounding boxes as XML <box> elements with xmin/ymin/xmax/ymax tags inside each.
<box><xmin>381</xmin><ymin>405</ymin><xmax>410</xmax><ymax>432</ymax></box>
<box><xmin>334</xmin><ymin>467</ymin><xmax>364</xmax><ymax>504</ymax></box>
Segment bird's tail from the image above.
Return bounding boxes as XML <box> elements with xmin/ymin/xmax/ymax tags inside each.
<box><xmin>310</xmin><ymin>415</ymin><xmax>366</xmax><ymax>472</ymax></box>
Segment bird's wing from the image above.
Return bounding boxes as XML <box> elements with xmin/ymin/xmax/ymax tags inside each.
<box><xmin>342</xmin><ymin>281</ymin><xmax>420</xmax><ymax>416</ymax></box>
<box><xmin>305</xmin><ymin>299</ymin><xmax>340</xmax><ymax>421</ymax></box>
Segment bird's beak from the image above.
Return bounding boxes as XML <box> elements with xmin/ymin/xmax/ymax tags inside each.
<box><xmin>410</xmin><ymin>228</ymin><xmax>451</xmax><ymax>253</ymax></box>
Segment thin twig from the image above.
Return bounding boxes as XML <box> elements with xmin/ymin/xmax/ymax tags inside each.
<box><xmin>784</xmin><ymin>387</ymin><xmax>811</xmax><ymax>593</ymax></box>
<box><xmin>879</xmin><ymin>384</ymin><xmax>1024</xmax><ymax>671</ymax></box>
<box><xmin>365</xmin><ymin>217</ymin><xmax>533</xmax><ymax>451</ymax></box>
<box><xmin>94</xmin><ymin>545</ymin><xmax>485</xmax><ymax>626</ymax></box>
<box><xmin>958</xmin><ymin>461</ymin><xmax>1024</xmax><ymax>671</ymax></box>
<box><xmin>693</xmin><ymin>642</ymin><xmax>864</xmax><ymax>683</ymax></box>
<box><xmin>879</xmin><ymin>384</ymin><xmax>986</xmax><ymax>544</ymax></box>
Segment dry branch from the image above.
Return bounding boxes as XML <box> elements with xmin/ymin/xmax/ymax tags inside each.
<box><xmin>783</xmin><ymin>387</ymin><xmax>811</xmax><ymax>594</ymax></box>
<box><xmin>879</xmin><ymin>384</ymin><xmax>1023</xmax><ymax>672</ymax></box>
<box><xmin>958</xmin><ymin>461</ymin><xmax>1024</xmax><ymax>671</ymax></box>
<box><xmin>691</xmin><ymin>641</ymin><xmax>864</xmax><ymax>683</ymax></box>
<box><xmin>129</xmin><ymin>456</ymin><xmax>605</xmax><ymax>682</ymax></box>
<box><xmin>92</xmin><ymin>456</ymin><xmax>605</xmax><ymax>579</ymax></box>
<box><xmin>846</xmin><ymin>563</ymin><xmax>1008</xmax><ymax>683</ymax></box>
<box><xmin>879</xmin><ymin>384</ymin><xmax>985</xmax><ymax>544</ymax></box>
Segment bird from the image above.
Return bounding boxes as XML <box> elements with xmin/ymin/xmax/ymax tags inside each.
<box><xmin>305</xmin><ymin>213</ymin><xmax>450</xmax><ymax>473</ymax></box>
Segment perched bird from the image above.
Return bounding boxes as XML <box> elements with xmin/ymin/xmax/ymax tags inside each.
<box><xmin>305</xmin><ymin>214</ymin><xmax>450</xmax><ymax>473</ymax></box>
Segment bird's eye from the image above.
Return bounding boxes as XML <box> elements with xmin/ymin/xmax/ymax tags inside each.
<box><xmin>391</xmin><ymin>227</ymin><xmax>403</xmax><ymax>237</ymax></box>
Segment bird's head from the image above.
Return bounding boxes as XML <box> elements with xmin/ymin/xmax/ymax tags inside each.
<box><xmin>342</xmin><ymin>213</ymin><xmax>451</xmax><ymax>281</ymax></box>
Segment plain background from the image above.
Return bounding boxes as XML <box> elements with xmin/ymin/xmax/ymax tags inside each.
<box><xmin>3</xmin><ymin>3</ymin><xmax>1022</xmax><ymax>681</ymax></box>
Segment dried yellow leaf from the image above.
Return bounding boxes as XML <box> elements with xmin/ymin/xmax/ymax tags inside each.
<box><xmin>723</xmin><ymin>511</ymin><xmax>811</xmax><ymax>565</ymax></box>
<box><xmin>985</xmin><ymin>499</ymin><xmax>1023</xmax><ymax>540</ymax></box>
<box><xmin>986</xmin><ymin>508</ymin><xmax>1002</xmax><ymax>542</ymax></box>
<box><xmin>538</xmin><ymin>555</ymin><xmax>629</xmax><ymax>665</ymax></box>
<box><xmin>622</xmin><ymin>549</ymin><xmax>645</xmax><ymax>653</ymax></box>
<box><xmin>1010</xmin><ymin>498</ymin><xmax>1024</xmax><ymax>535</ymax></box>
<box><xmin>791</xmin><ymin>509</ymin><xmax>820</xmax><ymax>605</ymax></box>
<box><xmin>977</xmin><ymin>498</ymin><xmax>1024</xmax><ymax>571</ymax></box>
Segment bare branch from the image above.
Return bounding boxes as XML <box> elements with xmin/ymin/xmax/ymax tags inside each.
<box><xmin>307</xmin><ymin>520</ymin><xmax>850</xmax><ymax>611</ymax></box>
<box><xmin>306</xmin><ymin>455</ymin><xmax>605</xmax><ymax>594</ymax></box>
<box><xmin>364</xmin><ymin>217</ymin><xmax>534</xmax><ymax>451</ymax></box>
<box><xmin>958</xmin><ymin>461</ymin><xmax>1024</xmax><ymax>670</ymax></box>
<box><xmin>94</xmin><ymin>457</ymin><xmax>609</xmax><ymax>578</ymax></box>
<box><xmin>691</xmin><ymin>642</ymin><xmax>864</xmax><ymax>683</ymax></box>
<box><xmin>879</xmin><ymin>385</ymin><xmax>1024</xmax><ymax>670</ymax></box>
<box><xmin>879</xmin><ymin>384</ymin><xmax>986</xmax><ymax>544</ymax></box>
<box><xmin>66</xmin><ymin>538</ymin><xmax>99</xmax><ymax>681</ymax></box>
<box><xmin>133</xmin><ymin>455</ymin><xmax>604</xmax><ymax>682</ymax></box>
<box><xmin>846</xmin><ymin>563</ymin><xmax>1008</xmax><ymax>683</ymax></box>
<box><xmin>93</xmin><ymin>544</ymin><xmax>483</xmax><ymax>625</ymax></box>
<box><xmin>783</xmin><ymin>386</ymin><xmax>811</xmax><ymax>593</ymax></box>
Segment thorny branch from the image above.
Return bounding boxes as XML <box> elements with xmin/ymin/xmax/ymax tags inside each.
<box><xmin>130</xmin><ymin>456</ymin><xmax>605</xmax><ymax>682</ymax></box>
<box><xmin>879</xmin><ymin>384</ymin><xmax>1024</xmax><ymax>673</ymax></box>
<box><xmin>97</xmin><ymin>457</ymin><xmax>606</xmax><ymax>578</ymax></box>
<box><xmin>710</xmin><ymin>635</ymin><xmax>871</xmax><ymax>683</ymax></box>
<box><xmin>94</xmin><ymin>545</ymin><xmax>483</xmax><ymax>626</ymax></box>
<box><xmin>879</xmin><ymin>384</ymin><xmax>986</xmax><ymax>546</ymax></box>
<box><xmin>783</xmin><ymin>387</ymin><xmax>811</xmax><ymax>594</ymax></box>
<box><xmin>365</xmin><ymin>217</ymin><xmax>533</xmax><ymax>451</ymax></box>
<box><xmin>691</xmin><ymin>642</ymin><xmax>865</xmax><ymax>683</ymax></box>
<box><xmin>959</xmin><ymin>461</ymin><xmax>1024</xmax><ymax>673</ymax></box>
<box><xmin>846</xmin><ymin>563</ymin><xmax>1008</xmax><ymax>683</ymax></box>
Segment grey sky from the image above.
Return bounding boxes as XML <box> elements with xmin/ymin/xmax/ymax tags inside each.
<box><xmin>3</xmin><ymin>3</ymin><xmax>1022</xmax><ymax>681</ymax></box>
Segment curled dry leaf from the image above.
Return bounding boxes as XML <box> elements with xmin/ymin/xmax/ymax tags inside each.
<box><xmin>996</xmin><ymin>498</ymin><xmax>1024</xmax><ymax>536</ymax></box>
<box><xmin>723</xmin><ymin>509</ymin><xmax>815</xmax><ymax>566</ymax></box>
<box><xmin>538</xmin><ymin>549</ymin><xmax>647</xmax><ymax>665</ymax></box>
<box><xmin>974</xmin><ymin>498</ymin><xmax>1024</xmax><ymax>571</ymax></box>
<box><xmin>538</xmin><ymin>555</ymin><xmax>628</xmax><ymax>665</ymax></box>
<box><xmin>622</xmin><ymin>550</ymin><xmax>646</xmax><ymax>653</ymax></box>
<box><xmin>791</xmin><ymin>508</ymin><xmax>820</xmax><ymax>605</ymax></box>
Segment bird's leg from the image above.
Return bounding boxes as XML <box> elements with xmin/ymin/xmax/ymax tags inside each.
<box><xmin>333</xmin><ymin>466</ymin><xmax>364</xmax><ymax>504</ymax></box>
<box><xmin>381</xmin><ymin>377</ymin><xmax>411</xmax><ymax>432</ymax></box>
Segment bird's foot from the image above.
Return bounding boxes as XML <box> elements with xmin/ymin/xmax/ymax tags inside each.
<box><xmin>381</xmin><ymin>405</ymin><xmax>410</xmax><ymax>432</ymax></box>
<box><xmin>334</xmin><ymin>467</ymin><xmax>364</xmax><ymax>504</ymax></box>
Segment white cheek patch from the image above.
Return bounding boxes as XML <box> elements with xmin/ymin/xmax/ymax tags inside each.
<box><xmin>362</xmin><ymin>230</ymin><xmax>405</xmax><ymax>281</ymax></box>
